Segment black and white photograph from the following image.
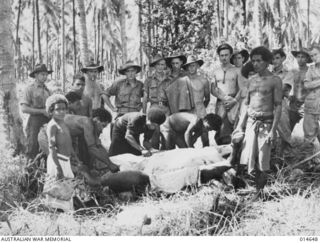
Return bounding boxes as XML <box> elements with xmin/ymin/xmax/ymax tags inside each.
<box><xmin>0</xmin><ymin>0</ymin><xmax>320</xmax><ymax>238</ymax></box>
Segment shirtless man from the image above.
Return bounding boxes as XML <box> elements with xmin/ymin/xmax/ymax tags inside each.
<box><xmin>82</xmin><ymin>63</ymin><xmax>106</xmax><ymax>110</ymax></box>
<box><xmin>165</xmin><ymin>112</ymin><xmax>222</xmax><ymax>148</ymax></box>
<box><xmin>235</xmin><ymin>46</ymin><xmax>282</xmax><ymax>196</ymax></box>
<box><xmin>211</xmin><ymin>43</ymin><xmax>241</xmax><ymax>145</ymax></box>
<box><xmin>38</xmin><ymin>105</ymin><xmax>120</xmax><ymax>173</ymax></box>
<box><xmin>182</xmin><ymin>55</ymin><xmax>211</xmax><ymax>146</ymax></box>
<box><xmin>70</xmin><ymin>73</ymin><xmax>92</xmax><ymax>117</ymax></box>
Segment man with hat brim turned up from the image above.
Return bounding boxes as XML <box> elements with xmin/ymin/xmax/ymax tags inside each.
<box><xmin>289</xmin><ymin>48</ymin><xmax>312</xmax><ymax>131</ymax></box>
<box><xmin>104</xmin><ymin>60</ymin><xmax>144</xmax><ymax>118</ymax></box>
<box><xmin>21</xmin><ymin>64</ymin><xmax>52</xmax><ymax>160</ymax></box>
<box><xmin>302</xmin><ymin>45</ymin><xmax>320</xmax><ymax>163</ymax></box>
<box><xmin>81</xmin><ymin>63</ymin><xmax>106</xmax><ymax>110</ymax></box>
<box><xmin>159</xmin><ymin>52</ymin><xmax>195</xmax><ymax>149</ymax></box>
<box><xmin>143</xmin><ymin>54</ymin><xmax>169</xmax><ymax>149</ymax></box>
<box><xmin>182</xmin><ymin>55</ymin><xmax>211</xmax><ymax>146</ymax></box>
<box><xmin>234</xmin><ymin>46</ymin><xmax>282</xmax><ymax>199</ymax></box>
<box><xmin>211</xmin><ymin>43</ymin><xmax>241</xmax><ymax>145</ymax></box>
<box><xmin>271</xmin><ymin>48</ymin><xmax>295</xmax><ymax>157</ymax></box>
<box><xmin>231</xmin><ymin>49</ymin><xmax>249</xmax><ymax>68</ymax></box>
<box><xmin>108</xmin><ymin>107</ymin><xmax>166</xmax><ymax>157</ymax></box>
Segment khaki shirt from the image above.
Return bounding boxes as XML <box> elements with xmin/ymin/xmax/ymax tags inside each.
<box><xmin>272</xmin><ymin>67</ymin><xmax>294</xmax><ymax>87</ymax></box>
<box><xmin>144</xmin><ymin>71</ymin><xmax>167</xmax><ymax>104</ymax></box>
<box><xmin>160</xmin><ymin>70</ymin><xmax>186</xmax><ymax>103</ymax></box>
<box><xmin>304</xmin><ymin>64</ymin><xmax>320</xmax><ymax>114</ymax></box>
<box><xmin>20</xmin><ymin>82</ymin><xmax>51</xmax><ymax>108</ymax></box>
<box><xmin>293</xmin><ymin>68</ymin><xmax>308</xmax><ymax>102</ymax></box>
<box><xmin>106</xmin><ymin>78</ymin><xmax>144</xmax><ymax>114</ymax></box>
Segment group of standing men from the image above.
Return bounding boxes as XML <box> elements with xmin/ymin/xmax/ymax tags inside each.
<box><xmin>20</xmin><ymin>41</ymin><xmax>320</xmax><ymax>195</ymax></box>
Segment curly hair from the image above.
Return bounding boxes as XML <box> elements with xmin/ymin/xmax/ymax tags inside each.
<box><xmin>92</xmin><ymin>108</ymin><xmax>112</xmax><ymax>123</ymax></box>
<box><xmin>45</xmin><ymin>94</ymin><xmax>68</xmax><ymax>114</ymax></box>
<box><xmin>250</xmin><ymin>46</ymin><xmax>273</xmax><ymax>64</ymax></box>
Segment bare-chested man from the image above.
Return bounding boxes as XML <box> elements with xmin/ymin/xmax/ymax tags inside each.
<box><xmin>82</xmin><ymin>63</ymin><xmax>106</xmax><ymax>110</ymax></box>
<box><xmin>235</xmin><ymin>46</ymin><xmax>282</xmax><ymax>196</ymax></box>
<box><xmin>211</xmin><ymin>44</ymin><xmax>241</xmax><ymax>145</ymax></box>
<box><xmin>165</xmin><ymin>112</ymin><xmax>222</xmax><ymax>148</ymax></box>
<box><xmin>70</xmin><ymin>73</ymin><xmax>92</xmax><ymax>117</ymax></box>
<box><xmin>182</xmin><ymin>55</ymin><xmax>211</xmax><ymax>146</ymax></box>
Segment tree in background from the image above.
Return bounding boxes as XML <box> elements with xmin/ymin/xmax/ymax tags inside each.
<box><xmin>0</xmin><ymin>0</ymin><xmax>25</xmax><ymax>154</ymax></box>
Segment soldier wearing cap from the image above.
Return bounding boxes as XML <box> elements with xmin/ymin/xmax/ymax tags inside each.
<box><xmin>81</xmin><ymin>63</ymin><xmax>106</xmax><ymax>110</ymax></box>
<box><xmin>211</xmin><ymin>43</ymin><xmax>241</xmax><ymax>145</ymax></box>
<box><xmin>104</xmin><ymin>61</ymin><xmax>144</xmax><ymax>117</ymax></box>
<box><xmin>182</xmin><ymin>55</ymin><xmax>211</xmax><ymax>146</ymax></box>
<box><xmin>20</xmin><ymin>64</ymin><xmax>52</xmax><ymax>160</ymax></box>
<box><xmin>159</xmin><ymin>52</ymin><xmax>188</xmax><ymax>110</ymax></box>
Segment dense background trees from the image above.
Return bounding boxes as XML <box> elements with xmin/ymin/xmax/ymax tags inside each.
<box><xmin>11</xmin><ymin>0</ymin><xmax>320</xmax><ymax>83</ymax></box>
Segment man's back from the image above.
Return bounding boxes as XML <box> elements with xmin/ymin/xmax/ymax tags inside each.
<box><xmin>169</xmin><ymin>112</ymin><xmax>197</xmax><ymax>133</ymax></box>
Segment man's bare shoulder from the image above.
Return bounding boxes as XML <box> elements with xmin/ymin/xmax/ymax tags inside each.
<box><xmin>64</xmin><ymin>114</ymin><xmax>89</xmax><ymax>125</ymax></box>
<box><xmin>46</xmin><ymin>119</ymin><xmax>58</xmax><ymax>133</ymax></box>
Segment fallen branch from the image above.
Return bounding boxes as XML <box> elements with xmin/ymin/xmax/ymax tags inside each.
<box><xmin>290</xmin><ymin>150</ymin><xmax>320</xmax><ymax>169</ymax></box>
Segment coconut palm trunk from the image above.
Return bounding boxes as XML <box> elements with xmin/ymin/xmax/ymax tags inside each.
<box><xmin>15</xmin><ymin>0</ymin><xmax>22</xmax><ymax>80</ymax></box>
<box><xmin>0</xmin><ymin>0</ymin><xmax>26</xmax><ymax>154</ymax></box>
<box><xmin>35</xmin><ymin>0</ymin><xmax>42</xmax><ymax>63</ymax></box>
<box><xmin>120</xmin><ymin>0</ymin><xmax>127</xmax><ymax>63</ymax></box>
<box><xmin>72</xmin><ymin>0</ymin><xmax>77</xmax><ymax>74</ymax></box>
<box><xmin>76</xmin><ymin>0</ymin><xmax>89</xmax><ymax>66</ymax></box>
<box><xmin>223</xmin><ymin>0</ymin><xmax>229</xmax><ymax>40</ymax></box>
<box><xmin>61</xmin><ymin>0</ymin><xmax>66</xmax><ymax>92</ymax></box>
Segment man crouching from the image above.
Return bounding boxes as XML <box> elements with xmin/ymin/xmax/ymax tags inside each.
<box><xmin>234</xmin><ymin>46</ymin><xmax>282</xmax><ymax>197</ymax></box>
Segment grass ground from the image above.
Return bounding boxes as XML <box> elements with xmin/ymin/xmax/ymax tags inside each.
<box><xmin>0</xmin><ymin>82</ymin><xmax>320</xmax><ymax>236</ymax></box>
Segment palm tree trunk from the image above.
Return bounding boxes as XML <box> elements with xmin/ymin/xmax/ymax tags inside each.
<box><xmin>32</xmin><ymin>0</ymin><xmax>35</xmax><ymax>68</ymax></box>
<box><xmin>138</xmin><ymin>0</ymin><xmax>143</xmax><ymax>77</ymax></box>
<box><xmin>253</xmin><ymin>0</ymin><xmax>262</xmax><ymax>45</ymax></box>
<box><xmin>241</xmin><ymin>0</ymin><xmax>246</xmax><ymax>28</ymax></box>
<box><xmin>61</xmin><ymin>0</ymin><xmax>66</xmax><ymax>92</ymax></box>
<box><xmin>217</xmin><ymin>0</ymin><xmax>221</xmax><ymax>43</ymax></box>
<box><xmin>76</xmin><ymin>0</ymin><xmax>89</xmax><ymax>66</ymax></box>
<box><xmin>307</xmin><ymin>0</ymin><xmax>310</xmax><ymax>46</ymax></box>
<box><xmin>94</xmin><ymin>7</ymin><xmax>97</xmax><ymax>62</ymax></box>
<box><xmin>223</xmin><ymin>0</ymin><xmax>229</xmax><ymax>40</ymax></box>
<box><xmin>0</xmin><ymin>0</ymin><xmax>26</xmax><ymax>154</ymax></box>
<box><xmin>35</xmin><ymin>0</ymin><xmax>42</xmax><ymax>63</ymax></box>
<box><xmin>97</xmin><ymin>10</ymin><xmax>100</xmax><ymax>64</ymax></box>
<box><xmin>15</xmin><ymin>0</ymin><xmax>22</xmax><ymax>80</ymax></box>
<box><xmin>72</xmin><ymin>0</ymin><xmax>77</xmax><ymax>74</ymax></box>
<box><xmin>46</xmin><ymin>20</ymin><xmax>49</xmax><ymax>67</ymax></box>
<box><xmin>120</xmin><ymin>0</ymin><xmax>127</xmax><ymax>63</ymax></box>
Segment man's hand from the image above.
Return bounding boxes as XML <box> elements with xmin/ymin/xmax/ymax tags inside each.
<box><xmin>142</xmin><ymin>149</ymin><xmax>152</xmax><ymax>157</ymax></box>
<box><xmin>108</xmin><ymin>162</ymin><xmax>120</xmax><ymax>173</ymax></box>
<box><xmin>56</xmin><ymin>166</ymin><xmax>64</xmax><ymax>180</ymax></box>
<box><xmin>223</xmin><ymin>98</ymin><xmax>237</xmax><ymax>110</ymax></box>
<box><xmin>266</xmin><ymin>130</ymin><xmax>276</xmax><ymax>144</ymax></box>
<box><xmin>42</xmin><ymin>109</ymin><xmax>49</xmax><ymax>117</ymax></box>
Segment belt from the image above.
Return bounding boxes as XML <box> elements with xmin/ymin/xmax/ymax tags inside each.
<box><xmin>249</xmin><ymin>114</ymin><xmax>274</xmax><ymax>121</ymax></box>
<box><xmin>151</xmin><ymin>101</ymin><xmax>167</xmax><ymax>106</ymax></box>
